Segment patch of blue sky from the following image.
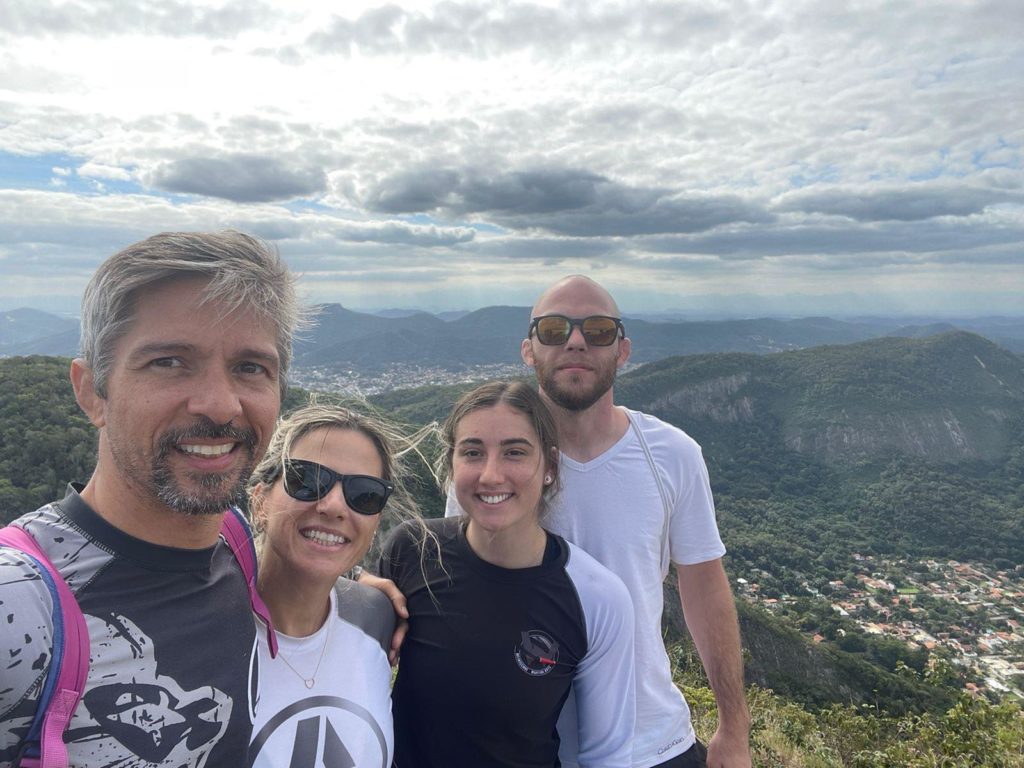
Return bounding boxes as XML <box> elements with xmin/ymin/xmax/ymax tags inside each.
<box><xmin>909</xmin><ymin>166</ymin><xmax>946</xmax><ymax>182</ymax></box>
<box><xmin>0</xmin><ymin>151</ymin><xmax>145</xmax><ymax>196</ymax></box>
<box><xmin>914</xmin><ymin>54</ymin><xmax>978</xmax><ymax>89</ymax></box>
<box><xmin>0</xmin><ymin>151</ymin><xmax>77</xmax><ymax>189</ymax></box>
<box><xmin>724</xmin><ymin>172</ymin><xmax>760</xmax><ymax>191</ymax></box>
<box><xmin>399</xmin><ymin>212</ymin><xmax>499</xmax><ymax>233</ymax></box>
<box><xmin>788</xmin><ymin>164</ymin><xmax>840</xmax><ymax>188</ymax></box>
<box><xmin>280</xmin><ymin>199</ymin><xmax>335</xmax><ymax>214</ymax></box>
<box><xmin>400</xmin><ymin>213</ymin><xmax>435</xmax><ymax>225</ymax></box>
<box><xmin>908</xmin><ymin>146</ymin><xmax>955</xmax><ymax>181</ymax></box>
<box><xmin>973</xmin><ymin>138</ymin><xmax>1021</xmax><ymax>170</ymax></box>
<box><xmin>465</xmin><ymin>221</ymin><xmax>504</xmax><ymax>234</ymax></box>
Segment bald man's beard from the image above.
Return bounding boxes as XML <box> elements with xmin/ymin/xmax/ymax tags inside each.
<box><xmin>534</xmin><ymin>356</ymin><xmax>617</xmax><ymax>412</ymax></box>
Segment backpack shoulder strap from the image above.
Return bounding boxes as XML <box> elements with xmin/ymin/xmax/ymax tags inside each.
<box><xmin>625</xmin><ymin>410</ymin><xmax>674</xmax><ymax>574</ymax></box>
<box><xmin>0</xmin><ymin>525</ymin><xmax>89</xmax><ymax>768</ymax></box>
<box><xmin>220</xmin><ymin>508</ymin><xmax>278</xmax><ymax>658</ymax></box>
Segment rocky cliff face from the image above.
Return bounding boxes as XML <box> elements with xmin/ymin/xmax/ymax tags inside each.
<box><xmin>625</xmin><ymin>332</ymin><xmax>1024</xmax><ymax>467</ymax></box>
<box><xmin>650</xmin><ymin>373</ymin><xmax>755</xmax><ymax>423</ymax></box>
<box><xmin>783</xmin><ymin>407</ymin><xmax>1016</xmax><ymax>463</ymax></box>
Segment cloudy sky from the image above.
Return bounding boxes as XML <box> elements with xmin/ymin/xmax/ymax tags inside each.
<box><xmin>1</xmin><ymin>0</ymin><xmax>1022</xmax><ymax>317</ymax></box>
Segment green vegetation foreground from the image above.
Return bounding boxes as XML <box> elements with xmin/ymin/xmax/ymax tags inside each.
<box><xmin>673</xmin><ymin>638</ymin><xmax>1024</xmax><ymax>767</ymax></box>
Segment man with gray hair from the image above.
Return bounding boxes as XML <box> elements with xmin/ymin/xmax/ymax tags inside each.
<box><xmin>0</xmin><ymin>231</ymin><xmax>300</xmax><ymax>766</ymax></box>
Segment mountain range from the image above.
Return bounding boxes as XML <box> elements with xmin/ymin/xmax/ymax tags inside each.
<box><xmin>4</xmin><ymin>304</ymin><xmax>1023</xmax><ymax>367</ymax></box>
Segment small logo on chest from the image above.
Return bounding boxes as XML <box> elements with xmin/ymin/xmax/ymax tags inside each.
<box><xmin>514</xmin><ymin>630</ymin><xmax>560</xmax><ymax>676</ymax></box>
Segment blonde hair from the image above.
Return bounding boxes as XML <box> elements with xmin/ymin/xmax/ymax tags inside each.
<box><xmin>248</xmin><ymin>396</ymin><xmax>434</xmax><ymax>566</ymax></box>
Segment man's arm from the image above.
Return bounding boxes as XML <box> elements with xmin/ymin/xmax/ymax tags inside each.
<box><xmin>676</xmin><ymin>558</ymin><xmax>751</xmax><ymax>768</ymax></box>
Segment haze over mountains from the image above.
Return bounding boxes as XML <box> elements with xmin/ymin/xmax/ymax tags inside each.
<box><xmin>3</xmin><ymin>304</ymin><xmax>1023</xmax><ymax>368</ymax></box>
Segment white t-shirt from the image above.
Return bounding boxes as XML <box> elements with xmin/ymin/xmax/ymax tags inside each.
<box><xmin>447</xmin><ymin>408</ymin><xmax>725</xmax><ymax>768</ymax></box>
<box><xmin>249</xmin><ymin>579</ymin><xmax>395</xmax><ymax>768</ymax></box>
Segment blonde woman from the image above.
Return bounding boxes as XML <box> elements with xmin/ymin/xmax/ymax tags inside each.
<box><xmin>247</xmin><ymin>403</ymin><xmax>419</xmax><ymax>767</ymax></box>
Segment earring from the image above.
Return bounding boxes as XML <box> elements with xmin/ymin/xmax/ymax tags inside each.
<box><xmin>544</xmin><ymin>474</ymin><xmax>553</xmax><ymax>485</ymax></box>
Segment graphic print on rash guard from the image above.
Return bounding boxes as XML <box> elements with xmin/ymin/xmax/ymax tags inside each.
<box><xmin>74</xmin><ymin>613</ymin><xmax>233</xmax><ymax>764</ymax></box>
<box><xmin>0</xmin><ymin>486</ymin><xmax>258</xmax><ymax>767</ymax></box>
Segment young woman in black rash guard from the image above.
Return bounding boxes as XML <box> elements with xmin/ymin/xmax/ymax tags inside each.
<box><xmin>379</xmin><ymin>381</ymin><xmax>636</xmax><ymax>768</ymax></box>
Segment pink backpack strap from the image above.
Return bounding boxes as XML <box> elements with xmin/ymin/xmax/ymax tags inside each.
<box><xmin>0</xmin><ymin>526</ymin><xmax>89</xmax><ymax>768</ymax></box>
<box><xmin>220</xmin><ymin>508</ymin><xmax>278</xmax><ymax>658</ymax></box>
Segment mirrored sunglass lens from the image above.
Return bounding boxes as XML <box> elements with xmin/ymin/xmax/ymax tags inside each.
<box><xmin>536</xmin><ymin>317</ymin><xmax>571</xmax><ymax>344</ymax></box>
<box><xmin>582</xmin><ymin>317</ymin><xmax>618</xmax><ymax>345</ymax></box>
<box><xmin>345</xmin><ymin>478</ymin><xmax>388</xmax><ymax>514</ymax></box>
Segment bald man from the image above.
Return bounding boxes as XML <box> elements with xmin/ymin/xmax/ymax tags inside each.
<box><xmin>515</xmin><ymin>276</ymin><xmax>750</xmax><ymax>768</ymax></box>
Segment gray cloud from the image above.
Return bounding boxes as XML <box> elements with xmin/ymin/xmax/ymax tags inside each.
<box><xmin>777</xmin><ymin>186</ymin><xmax>1024</xmax><ymax>222</ymax></box>
<box><xmin>338</xmin><ymin>221</ymin><xmax>475</xmax><ymax>247</ymax></box>
<box><xmin>305</xmin><ymin>2</ymin><xmax>736</xmax><ymax>58</ymax></box>
<box><xmin>297</xmin><ymin>0</ymin><xmax>1024</xmax><ymax>73</ymax></box>
<box><xmin>149</xmin><ymin>155</ymin><xmax>327</xmax><ymax>203</ymax></box>
<box><xmin>512</xmin><ymin>193</ymin><xmax>771</xmax><ymax>238</ymax></box>
<box><xmin>363</xmin><ymin>169</ymin><xmax>463</xmax><ymax>213</ymax></box>
<box><xmin>0</xmin><ymin>190</ymin><xmax>475</xmax><ymax>268</ymax></box>
<box><xmin>360</xmin><ymin>167</ymin><xmax>770</xmax><ymax>236</ymax></box>
<box><xmin>2</xmin><ymin>1</ymin><xmax>1022</xmax><ymax>317</ymax></box>
<box><xmin>644</xmin><ymin>218</ymin><xmax>1024</xmax><ymax>261</ymax></box>
<box><xmin>0</xmin><ymin>0</ymin><xmax>277</xmax><ymax>38</ymax></box>
<box><xmin>470</xmin><ymin>236</ymin><xmax>622</xmax><ymax>262</ymax></box>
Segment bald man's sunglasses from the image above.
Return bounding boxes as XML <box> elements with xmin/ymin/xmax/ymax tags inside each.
<box><xmin>529</xmin><ymin>315</ymin><xmax>624</xmax><ymax>346</ymax></box>
<box><xmin>266</xmin><ymin>459</ymin><xmax>393</xmax><ymax>515</ymax></box>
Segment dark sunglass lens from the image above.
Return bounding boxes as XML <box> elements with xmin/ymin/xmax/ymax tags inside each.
<box><xmin>344</xmin><ymin>477</ymin><xmax>389</xmax><ymax>515</ymax></box>
<box><xmin>284</xmin><ymin>461</ymin><xmax>330</xmax><ymax>501</ymax></box>
<box><xmin>582</xmin><ymin>317</ymin><xmax>618</xmax><ymax>345</ymax></box>
<box><xmin>536</xmin><ymin>316</ymin><xmax>571</xmax><ymax>344</ymax></box>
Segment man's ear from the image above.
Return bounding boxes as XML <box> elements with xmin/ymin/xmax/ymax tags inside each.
<box><xmin>616</xmin><ymin>336</ymin><xmax>632</xmax><ymax>369</ymax></box>
<box><xmin>71</xmin><ymin>358</ymin><xmax>106</xmax><ymax>428</ymax></box>
<box><xmin>521</xmin><ymin>337</ymin><xmax>536</xmax><ymax>367</ymax></box>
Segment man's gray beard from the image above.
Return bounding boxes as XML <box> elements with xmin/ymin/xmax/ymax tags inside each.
<box><xmin>150</xmin><ymin>419</ymin><xmax>259</xmax><ymax>516</ymax></box>
<box><xmin>153</xmin><ymin>465</ymin><xmax>251</xmax><ymax>516</ymax></box>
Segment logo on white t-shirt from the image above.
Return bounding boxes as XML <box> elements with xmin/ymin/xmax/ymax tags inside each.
<box><xmin>248</xmin><ymin>696</ymin><xmax>388</xmax><ymax>768</ymax></box>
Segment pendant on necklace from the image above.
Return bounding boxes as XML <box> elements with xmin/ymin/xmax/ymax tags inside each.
<box><xmin>304</xmin><ymin>679</ymin><xmax>315</xmax><ymax>689</ymax></box>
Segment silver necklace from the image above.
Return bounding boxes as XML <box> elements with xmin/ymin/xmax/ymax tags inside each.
<box><xmin>276</xmin><ymin>613</ymin><xmax>332</xmax><ymax>689</ymax></box>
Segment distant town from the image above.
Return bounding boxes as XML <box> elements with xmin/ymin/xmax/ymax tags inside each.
<box><xmin>291</xmin><ymin>361</ymin><xmax>648</xmax><ymax>396</ymax></box>
<box><xmin>291</xmin><ymin>362</ymin><xmax>532</xmax><ymax>396</ymax></box>
<box><xmin>740</xmin><ymin>556</ymin><xmax>1024</xmax><ymax>701</ymax></box>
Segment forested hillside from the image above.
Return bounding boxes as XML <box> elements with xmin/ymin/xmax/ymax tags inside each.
<box><xmin>0</xmin><ymin>356</ymin><xmax>95</xmax><ymax>515</ymax></box>
<box><xmin>615</xmin><ymin>332</ymin><xmax>1024</xmax><ymax>566</ymax></box>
